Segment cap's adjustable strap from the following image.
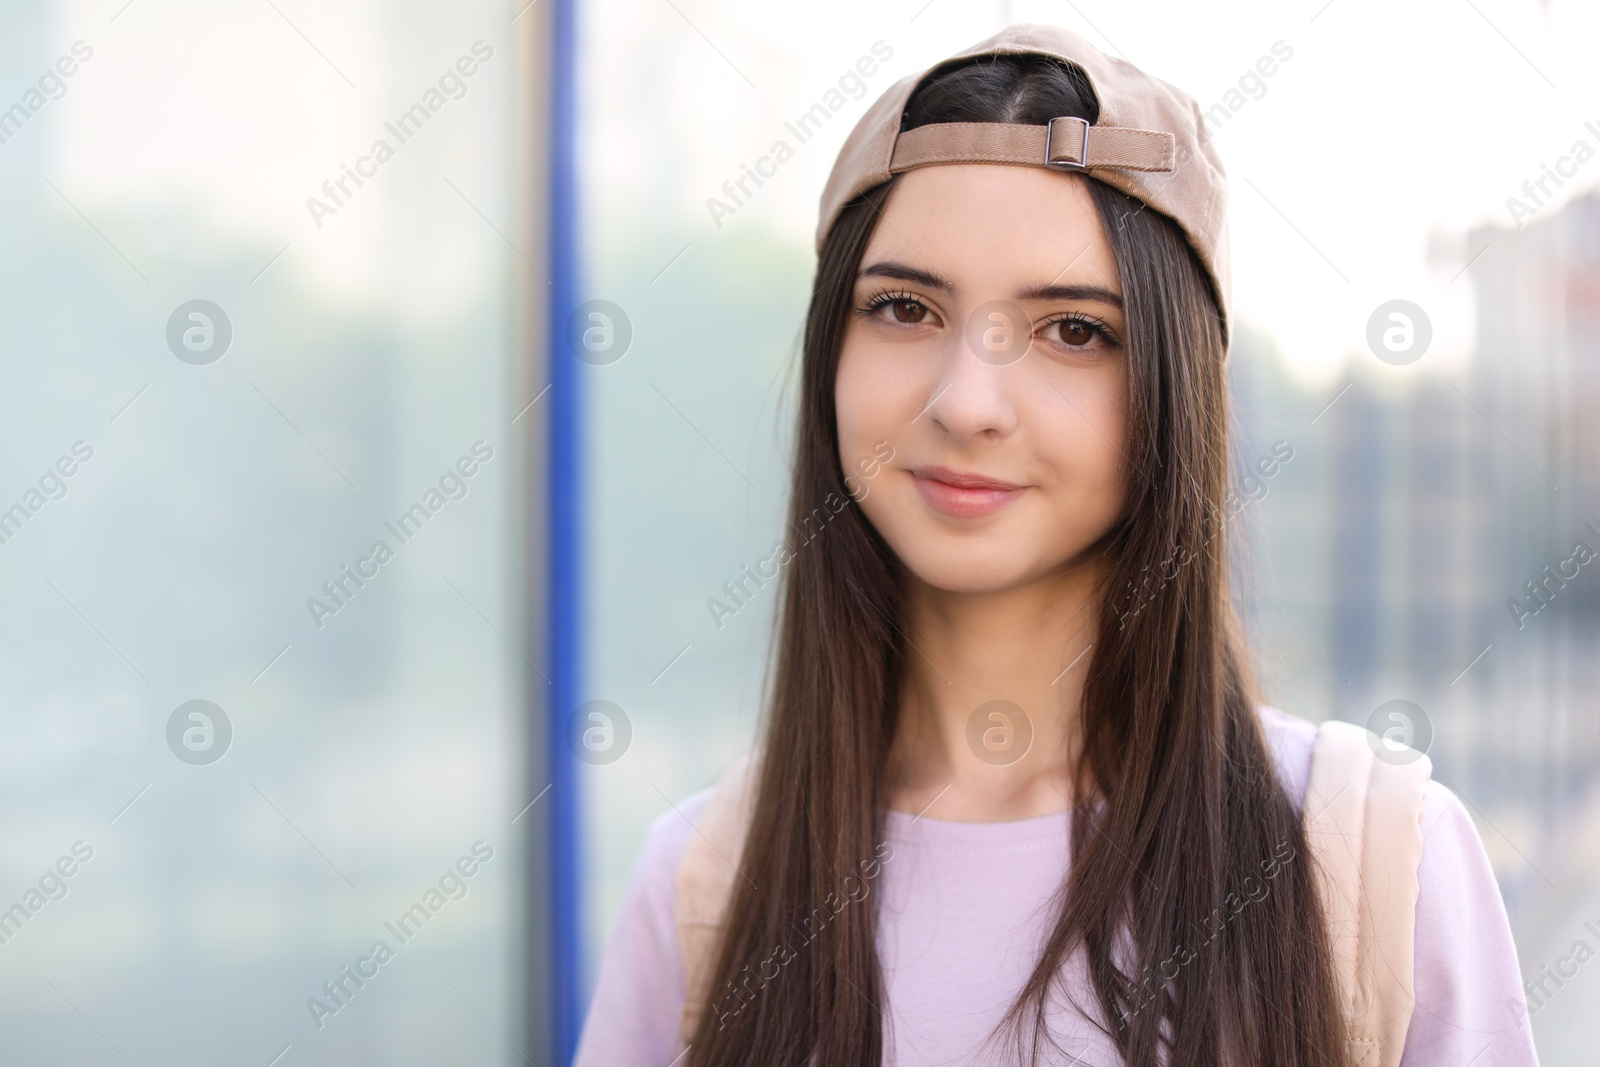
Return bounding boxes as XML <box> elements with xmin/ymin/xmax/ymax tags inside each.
<box><xmin>890</xmin><ymin>115</ymin><xmax>1175</xmax><ymax>175</ymax></box>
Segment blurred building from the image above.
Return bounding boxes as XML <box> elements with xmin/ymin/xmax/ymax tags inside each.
<box><xmin>1235</xmin><ymin>183</ymin><xmax>1600</xmax><ymax>1054</ymax></box>
<box><xmin>1241</xmin><ymin>182</ymin><xmax>1599</xmax><ymax>811</ymax></box>
<box><xmin>1458</xmin><ymin>183</ymin><xmax>1600</xmax><ymax>823</ymax></box>
<box><xmin>1457</xmin><ymin>180</ymin><xmax>1600</xmax><ymax>1059</ymax></box>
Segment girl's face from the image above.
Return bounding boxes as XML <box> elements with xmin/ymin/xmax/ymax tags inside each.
<box><xmin>834</xmin><ymin>163</ymin><xmax>1130</xmax><ymax>594</ymax></box>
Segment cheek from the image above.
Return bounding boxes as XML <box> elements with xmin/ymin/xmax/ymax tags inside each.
<box><xmin>834</xmin><ymin>335</ymin><xmax>921</xmax><ymax>462</ymax></box>
<box><xmin>1034</xmin><ymin>369</ymin><xmax>1129</xmax><ymax>516</ymax></box>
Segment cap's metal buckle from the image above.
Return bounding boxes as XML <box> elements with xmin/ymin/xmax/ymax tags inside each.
<box><xmin>1043</xmin><ymin>116</ymin><xmax>1090</xmax><ymax>170</ymax></box>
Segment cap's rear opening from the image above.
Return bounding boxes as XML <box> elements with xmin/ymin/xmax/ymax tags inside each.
<box><xmin>900</xmin><ymin>53</ymin><xmax>1100</xmax><ymax>133</ymax></box>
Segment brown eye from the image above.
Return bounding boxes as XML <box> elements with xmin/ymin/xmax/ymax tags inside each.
<box><xmin>890</xmin><ymin>299</ymin><xmax>926</xmax><ymax>324</ymax></box>
<box><xmin>1060</xmin><ymin>319</ymin><xmax>1095</xmax><ymax>346</ymax></box>
<box><xmin>1045</xmin><ymin>313</ymin><xmax>1116</xmax><ymax>350</ymax></box>
<box><xmin>854</xmin><ymin>290</ymin><xmax>939</xmax><ymax>328</ymax></box>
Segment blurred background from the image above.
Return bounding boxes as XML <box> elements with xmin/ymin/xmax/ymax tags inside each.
<box><xmin>1</xmin><ymin>0</ymin><xmax>1596</xmax><ymax>1063</ymax></box>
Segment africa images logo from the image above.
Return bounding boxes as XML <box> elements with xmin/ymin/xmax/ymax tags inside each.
<box><xmin>704</xmin><ymin>40</ymin><xmax>893</xmax><ymax>228</ymax></box>
<box><xmin>306</xmin><ymin>841</ymin><xmax>494</xmax><ymax>1030</ymax></box>
<box><xmin>305</xmin><ymin>441</ymin><xmax>494</xmax><ymax>629</ymax></box>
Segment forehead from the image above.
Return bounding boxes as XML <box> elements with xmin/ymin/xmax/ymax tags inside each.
<box><xmin>859</xmin><ymin>164</ymin><xmax>1120</xmax><ymax>296</ymax></box>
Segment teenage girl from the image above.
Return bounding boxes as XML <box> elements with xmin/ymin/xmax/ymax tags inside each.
<box><xmin>575</xmin><ymin>26</ymin><xmax>1538</xmax><ymax>1067</ymax></box>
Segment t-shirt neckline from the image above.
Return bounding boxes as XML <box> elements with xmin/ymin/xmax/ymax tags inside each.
<box><xmin>879</xmin><ymin>804</ymin><xmax>1073</xmax><ymax>846</ymax></box>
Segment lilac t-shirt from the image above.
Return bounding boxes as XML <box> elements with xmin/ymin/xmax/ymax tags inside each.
<box><xmin>574</xmin><ymin>707</ymin><xmax>1540</xmax><ymax>1065</ymax></box>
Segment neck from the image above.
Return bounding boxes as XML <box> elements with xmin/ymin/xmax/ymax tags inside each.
<box><xmin>885</xmin><ymin>555</ymin><xmax>1103</xmax><ymax>823</ymax></box>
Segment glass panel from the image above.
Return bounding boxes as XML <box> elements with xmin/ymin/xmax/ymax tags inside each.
<box><xmin>0</xmin><ymin>3</ymin><xmax>533</xmax><ymax>1064</ymax></box>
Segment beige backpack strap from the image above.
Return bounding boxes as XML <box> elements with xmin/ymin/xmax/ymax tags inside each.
<box><xmin>674</xmin><ymin>752</ymin><xmax>761</xmax><ymax>1048</ymax></box>
<box><xmin>1303</xmin><ymin>719</ymin><xmax>1432</xmax><ymax>1067</ymax></box>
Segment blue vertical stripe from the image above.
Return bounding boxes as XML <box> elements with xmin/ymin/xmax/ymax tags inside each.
<box><xmin>546</xmin><ymin>0</ymin><xmax>583</xmax><ymax>1059</ymax></box>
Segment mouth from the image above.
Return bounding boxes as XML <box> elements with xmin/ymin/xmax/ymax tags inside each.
<box><xmin>910</xmin><ymin>465</ymin><xmax>1027</xmax><ymax>519</ymax></box>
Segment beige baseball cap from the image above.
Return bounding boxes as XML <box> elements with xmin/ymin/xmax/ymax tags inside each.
<box><xmin>817</xmin><ymin>24</ymin><xmax>1232</xmax><ymax>345</ymax></box>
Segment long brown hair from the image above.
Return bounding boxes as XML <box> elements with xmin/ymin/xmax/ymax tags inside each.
<box><xmin>686</xmin><ymin>54</ymin><xmax>1345</xmax><ymax>1066</ymax></box>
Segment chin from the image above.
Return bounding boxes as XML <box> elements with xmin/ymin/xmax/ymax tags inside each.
<box><xmin>891</xmin><ymin>540</ymin><xmax>1047</xmax><ymax>595</ymax></box>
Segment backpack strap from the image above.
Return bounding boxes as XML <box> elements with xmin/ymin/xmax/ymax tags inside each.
<box><xmin>1302</xmin><ymin>719</ymin><xmax>1433</xmax><ymax>1067</ymax></box>
<box><xmin>674</xmin><ymin>752</ymin><xmax>760</xmax><ymax>1047</ymax></box>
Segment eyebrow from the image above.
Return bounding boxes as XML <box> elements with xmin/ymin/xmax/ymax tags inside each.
<box><xmin>858</xmin><ymin>260</ymin><xmax>1123</xmax><ymax>309</ymax></box>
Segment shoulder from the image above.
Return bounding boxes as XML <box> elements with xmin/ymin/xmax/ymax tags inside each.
<box><xmin>572</xmin><ymin>784</ymin><xmax>717</xmax><ymax>1067</ymax></box>
<box><xmin>602</xmin><ymin>784</ymin><xmax>717</xmax><ymax>958</ymax></box>
<box><xmin>1418</xmin><ymin>777</ymin><xmax>1470</xmax><ymax>842</ymax></box>
<box><xmin>1252</xmin><ymin>707</ymin><xmax>1537</xmax><ymax>1062</ymax></box>
<box><xmin>1403</xmin><ymin>780</ymin><xmax>1541</xmax><ymax>1063</ymax></box>
<box><xmin>636</xmin><ymin>785</ymin><xmax>715</xmax><ymax>891</ymax></box>
<box><xmin>1255</xmin><ymin>703</ymin><xmax>1453</xmax><ymax>825</ymax></box>
<box><xmin>1254</xmin><ymin>703</ymin><xmax>1320</xmax><ymax>814</ymax></box>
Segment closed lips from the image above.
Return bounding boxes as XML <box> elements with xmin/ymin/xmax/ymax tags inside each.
<box><xmin>911</xmin><ymin>466</ymin><xmax>1027</xmax><ymax>518</ymax></box>
<box><xmin>913</xmin><ymin>466</ymin><xmax>1025</xmax><ymax>491</ymax></box>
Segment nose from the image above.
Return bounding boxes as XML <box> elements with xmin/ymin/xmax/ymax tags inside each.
<box><xmin>918</xmin><ymin>326</ymin><xmax>1020</xmax><ymax>442</ymax></box>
